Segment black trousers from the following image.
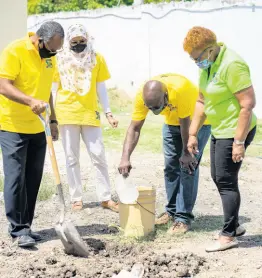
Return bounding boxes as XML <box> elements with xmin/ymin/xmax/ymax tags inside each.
<box><xmin>210</xmin><ymin>127</ymin><xmax>256</xmax><ymax>237</ymax></box>
<box><xmin>0</xmin><ymin>131</ymin><xmax>46</xmax><ymax>238</ymax></box>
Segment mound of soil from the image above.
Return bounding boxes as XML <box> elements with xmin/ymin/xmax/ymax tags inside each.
<box><xmin>18</xmin><ymin>263</ymin><xmax>81</xmax><ymax>278</ymax></box>
<box><xmin>18</xmin><ymin>240</ymin><xmax>207</xmax><ymax>278</ymax></box>
<box><xmin>84</xmin><ymin>249</ymin><xmax>206</xmax><ymax>278</ymax></box>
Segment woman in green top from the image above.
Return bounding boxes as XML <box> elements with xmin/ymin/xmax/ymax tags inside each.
<box><xmin>183</xmin><ymin>26</ymin><xmax>256</xmax><ymax>252</ymax></box>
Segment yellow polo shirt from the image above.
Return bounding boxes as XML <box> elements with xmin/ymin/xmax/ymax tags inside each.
<box><xmin>0</xmin><ymin>33</ymin><xmax>56</xmax><ymax>134</ymax></box>
<box><xmin>132</xmin><ymin>73</ymin><xmax>209</xmax><ymax>126</ymax></box>
<box><xmin>54</xmin><ymin>53</ymin><xmax>110</xmax><ymax>126</ymax></box>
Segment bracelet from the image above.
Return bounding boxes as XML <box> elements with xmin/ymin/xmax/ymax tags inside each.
<box><xmin>234</xmin><ymin>139</ymin><xmax>245</xmax><ymax>145</ymax></box>
<box><xmin>50</xmin><ymin>120</ymin><xmax>58</xmax><ymax>125</ymax></box>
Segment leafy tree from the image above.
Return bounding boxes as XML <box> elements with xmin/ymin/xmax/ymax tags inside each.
<box><xmin>28</xmin><ymin>0</ymin><xmax>193</xmax><ymax>14</ymax></box>
<box><xmin>28</xmin><ymin>0</ymin><xmax>133</xmax><ymax>15</ymax></box>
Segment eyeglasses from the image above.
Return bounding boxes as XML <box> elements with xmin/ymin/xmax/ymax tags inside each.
<box><xmin>144</xmin><ymin>94</ymin><xmax>168</xmax><ymax>115</ymax></box>
<box><xmin>45</xmin><ymin>41</ymin><xmax>64</xmax><ymax>54</ymax></box>
<box><xmin>190</xmin><ymin>46</ymin><xmax>212</xmax><ymax>63</ymax></box>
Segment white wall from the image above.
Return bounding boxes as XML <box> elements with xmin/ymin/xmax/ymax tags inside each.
<box><xmin>0</xmin><ymin>0</ymin><xmax>27</xmax><ymax>52</ymax></box>
<box><xmin>28</xmin><ymin>0</ymin><xmax>262</xmax><ymax>117</ymax></box>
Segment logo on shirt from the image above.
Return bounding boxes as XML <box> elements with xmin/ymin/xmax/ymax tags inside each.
<box><xmin>167</xmin><ymin>104</ymin><xmax>176</xmax><ymax>111</ymax></box>
<box><xmin>95</xmin><ymin>111</ymin><xmax>100</xmax><ymax>120</ymax></box>
<box><xmin>45</xmin><ymin>59</ymin><xmax>53</xmax><ymax>69</ymax></box>
<box><xmin>211</xmin><ymin>72</ymin><xmax>218</xmax><ymax>84</ymax></box>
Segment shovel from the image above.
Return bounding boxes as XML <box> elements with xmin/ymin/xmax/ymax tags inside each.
<box><xmin>39</xmin><ymin>107</ymin><xmax>89</xmax><ymax>257</ymax></box>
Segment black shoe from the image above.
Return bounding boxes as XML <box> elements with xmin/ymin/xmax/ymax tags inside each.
<box><xmin>29</xmin><ymin>231</ymin><xmax>42</xmax><ymax>242</ymax></box>
<box><xmin>13</xmin><ymin>235</ymin><xmax>36</xmax><ymax>248</ymax></box>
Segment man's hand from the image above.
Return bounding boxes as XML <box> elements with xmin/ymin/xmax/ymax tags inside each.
<box><xmin>179</xmin><ymin>152</ymin><xmax>198</xmax><ymax>174</ymax></box>
<box><xmin>29</xmin><ymin>98</ymin><xmax>47</xmax><ymax>115</ymax></box>
<box><xmin>118</xmin><ymin>159</ymin><xmax>132</xmax><ymax>178</ymax></box>
<box><xmin>232</xmin><ymin>143</ymin><xmax>245</xmax><ymax>163</ymax></box>
<box><xmin>50</xmin><ymin>123</ymin><xmax>59</xmax><ymax>141</ymax></box>
<box><xmin>107</xmin><ymin>114</ymin><xmax>118</xmax><ymax>128</ymax></box>
<box><xmin>187</xmin><ymin>135</ymin><xmax>199</xmax><ymax>155</ymax></box>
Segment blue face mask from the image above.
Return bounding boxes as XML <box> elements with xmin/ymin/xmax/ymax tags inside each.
<box><xmin>196</xmin><ymin>59</ymin><xmax>213</xmax><ymax>70</ymax></box>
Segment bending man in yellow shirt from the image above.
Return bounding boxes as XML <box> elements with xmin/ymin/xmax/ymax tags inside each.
<box><xmin>118</xmin><ymin>74</ymin><xmax>211</xmax><ymax>234</ymax></box>
<box><xmin>0</xmin><ymin>21</ymin><xmax>64</xmax><ymax>248</ymax></box>
<box><xmin>54</xmin><ymin>24</ymin><xmax>118</xmax><ymax>212</ymax></box>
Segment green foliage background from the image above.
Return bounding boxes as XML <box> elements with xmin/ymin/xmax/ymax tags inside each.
<box><xmin>28</xmin><ymin>0</ymin><xmax>134</xmax><ymax>15</ymax></box>
<box><xmin>28</xmin><ymin>0</ymin><xmax>193</xmax><ymax>14</ymax></box>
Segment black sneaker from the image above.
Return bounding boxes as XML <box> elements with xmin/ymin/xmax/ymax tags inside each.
<box><xmin>29</xmin><ymin>231</ymin><xmax>42</xmax><ymax>242</ymax></box>
<box><xmin>13</xmin><ymin>235</ymin><xmax>36</xmax><ymax>248</ymax></box>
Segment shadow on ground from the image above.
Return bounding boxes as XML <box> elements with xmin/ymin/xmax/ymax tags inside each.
<box><xmin>239</xmin><ymin>234</ymin><xmax>262</xmax><ymax>249</ymax></box>
<box><xmin>192</xmin><ymin>215</ymin><xmax>251</xmax><ymax>232</ymax></box>
<box><xmin>37</xmin><ymin>223</ymin><xmax>118</xmax><ymax>243</ymax></box>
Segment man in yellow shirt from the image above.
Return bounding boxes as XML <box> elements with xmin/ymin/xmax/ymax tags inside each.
<box><xmin>0</xmin><ymin>21</ymin><xmax>64</xmax><ymax>248</ymax></box>
<box><xmin>118</xmin><ymin>73</ymin><xmax>211</xmax><ymax>234</ymax></box>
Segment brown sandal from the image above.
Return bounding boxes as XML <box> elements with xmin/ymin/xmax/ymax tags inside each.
<box><xmin>101</xmin><ymin>200</ymin><xmax>119</xmax><ymax>213</ymax></box>
<box><xmin>72</xmin><ymin>201</ymin><xmax>83</xmax><ymax>211</ymax></box>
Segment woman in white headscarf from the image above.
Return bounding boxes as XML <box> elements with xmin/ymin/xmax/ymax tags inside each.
<box><xmin>54</xmin><ymin>24</ymin><xmax>119</xmax><ymax>212</ymax></box>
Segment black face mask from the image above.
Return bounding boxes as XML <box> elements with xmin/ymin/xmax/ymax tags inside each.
<box><xmin>70</xmin><ymin>44</ymin><xmax>87</xmax><ymax>53</ymax></box>
<box><xmin>38</xmin><ymin>42</ymin><xmax>57</xmax><ymax>59</ymax></box>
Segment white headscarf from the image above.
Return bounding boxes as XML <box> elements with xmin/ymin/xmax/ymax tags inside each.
<box><xmin>56</xmin><ymin>24</ymin><xmax>96</xmax><ymax>96</ymax></box>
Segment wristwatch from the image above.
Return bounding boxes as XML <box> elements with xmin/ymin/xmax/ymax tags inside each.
<box><xmin>234</xmin><ymin>139</ymin><xmax>245</xmax><ymax>145</ymax></box>
<box><xmin>106</xmin><ymin>112</ymin><xmax>113</xmax><ymax>118</ymax></box>
<box><xmin>49</xmin><ymin>119</ymin><xmax>58</xmax><ymax>125</ymax></box>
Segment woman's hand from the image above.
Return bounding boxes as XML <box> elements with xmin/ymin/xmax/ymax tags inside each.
<box><xmin>232</xmin><ymin>143</ymin><xmax>245</xmax><ymax>163</ymax></box>
<box><xmin>106</xmin><ymin>113</ymin><xmax>118</xmax><ymax>128</ymax></box>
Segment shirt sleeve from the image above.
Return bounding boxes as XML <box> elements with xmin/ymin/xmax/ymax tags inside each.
<box><xmin>225</xmin><ymin>61</ymin><xmax>252</xmax><ymax>94</ymax></box>
<box><xmin>96</xmin><ymin>54</ymin><xmax>111</xmax><ymax>83</ymax></box>
<box><xmin>0</xmin><ymin>47</ymin><xmax>20</xmax><ymax>80</ymax></box>
<box><xmin>176</xmin><ymin>87</ymin><xmax>192</xmax><ymax>119</ymax></box>
<box><xmin>97</xmin><ymin>81</ymin><xmax>111</xmax><ymax>114</ymax></box>
<box><xmin>131</xmin><ymin>91</ymin><xmax>149</xmax><ymax>121</ymax></box>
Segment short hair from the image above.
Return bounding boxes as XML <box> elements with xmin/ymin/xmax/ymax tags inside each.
<box><xmin>183</xmin><ymin>26</ymin><xmax>217</xmax><ymax>54</ymax></box>
<box><xmin>36</xmin><ymin>21</ymin><xmax>65</xmax><ymax>42</ymax></box>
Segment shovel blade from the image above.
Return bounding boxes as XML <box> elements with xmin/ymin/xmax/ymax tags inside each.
<box><xmin>55</xmin><ymin>220</ymin><xmax>89</xmax><ymax>257</ymax></box>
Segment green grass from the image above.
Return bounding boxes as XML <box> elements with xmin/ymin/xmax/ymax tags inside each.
<box><xmin>37</xmin><ymin>174</ymin><xmax>57</xmax><ymax>201</ymax></box>
<box><xmin>102</xmin><ymin>113</ymin><xmax>163</xmax><ymax>153</ymax></box>
<box><xmin>101</xmin><ymin>87</ymin><xmax>163</xmax><ymax>153</ymax></box>
<box><xmin>107</xmin><ymin>87</ymin><xmax>132</xmax><ymax>114</ymax></box>
<box><xmin>0</xmin><ymin>173</ymin><xmax>55</xmax><ymax>201</ymax></box>
<box><xmin>0</xmin><ymin>174</ymin><xmax>59</xmax><ymax>201</ymax></box>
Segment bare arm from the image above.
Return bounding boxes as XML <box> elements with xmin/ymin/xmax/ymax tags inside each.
<box><xmin>187</xmin><ymin>93</ymin><xmax>207</xmax><ymax>156</ymax></box>
<box><xmin>0</xmin><ymin>78</ymin><xmax>47</xmax><ymax>115</ymax></box>
<box><xmin>234</xmin><ymin>86</ymin><xmax>256</xmax><ymax>141</ymax></box>
<box><xmin>49</xmin><ymin>93</ymin><xmax>57</xmax><ymax>121</ymax></box>
<box><xmin>121</xmin><ymin>120</ymin><xmax>145</xmax><ymax>160</ymax></box>
<box><xmin>189</xmin><ymin>93</ymin><xmax>207</xmax><ymax>137</ymax></box>
<box><xmin>0</xmin><ymin>78</ymin><xmax>33</xmax><ymax>106</ymax></box>
<box><xmin>179</xmin><ymin>116</ymin><xmax>191</xmax><ymax>154</ymax></box>
<box><xmin>118</xmin><ymin>120</ymin><xmax>145</xmax><ymax>176</ymax></box>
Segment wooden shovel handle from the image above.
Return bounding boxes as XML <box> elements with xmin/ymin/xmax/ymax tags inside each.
<box><xmin>46</xmin><ymin>135</ymin><xmax>61</xmax><ymax>185</ymax></box>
